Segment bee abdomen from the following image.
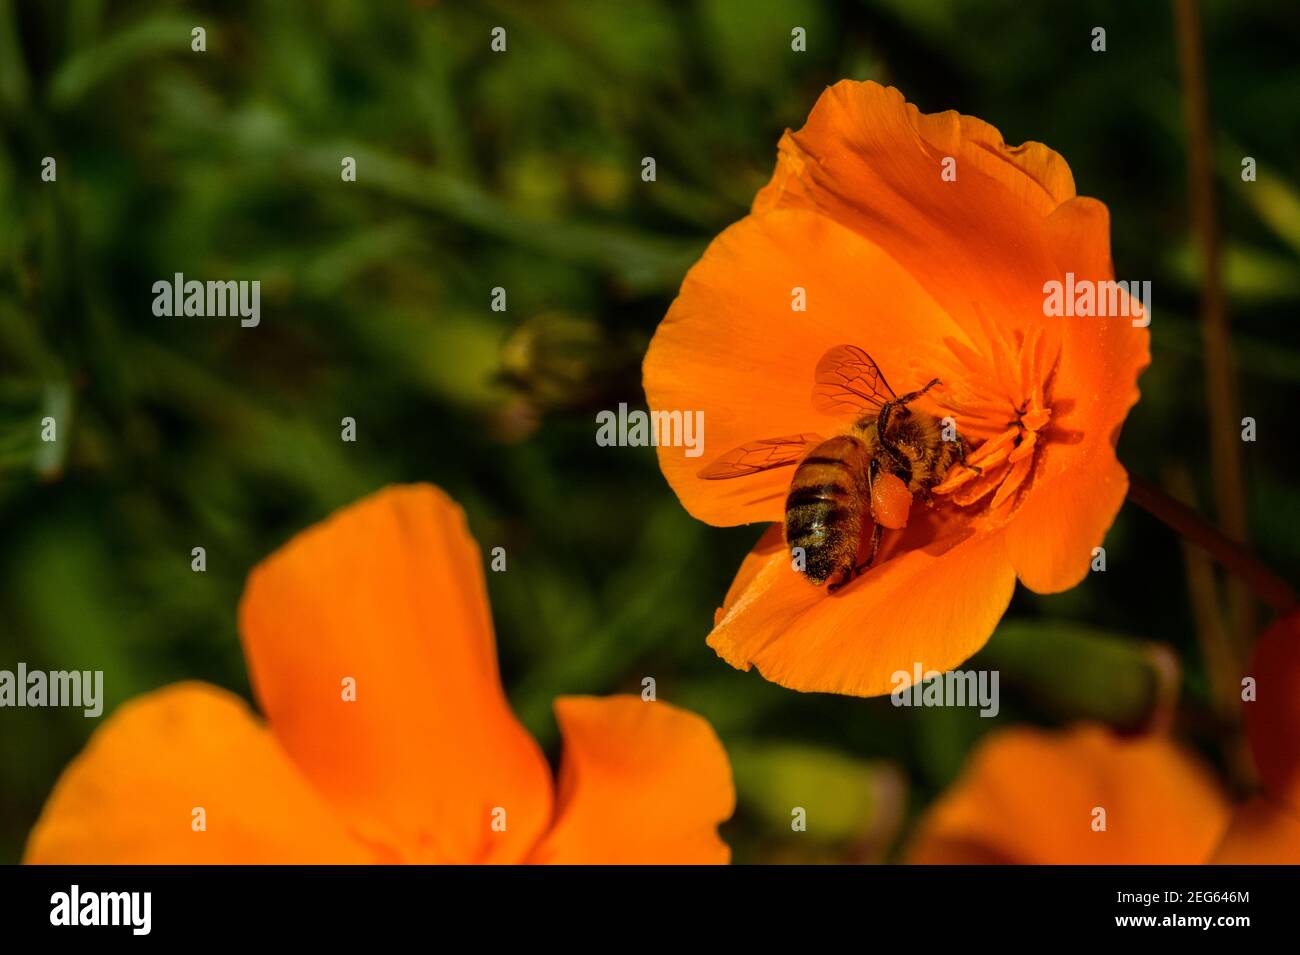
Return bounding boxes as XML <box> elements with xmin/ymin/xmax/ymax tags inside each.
<box><xmin>784</xmin><ymin>440</ymin><xmax>866</xmax><ymax>585</ymax></box>
<box><xmin>785</xmin><ymin>481</ymin><xmax>849</xmax><ymax>510</ymax></box>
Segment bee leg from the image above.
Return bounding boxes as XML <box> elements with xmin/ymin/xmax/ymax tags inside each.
<box><xmin>956</xmin><ymin>434</ymin><xmax>982</xmax><ymax>476</ymax></box>
<box><xmin>894</xmin><ymin>378</ymin><xmax>943</xmax><ymax>407</ymax></box>
<box><xmin>852</xmin><ymin>523</ymin><xmax>884</xmax><ymax>576</ymax></box>
<box><xmin>826</xmin><ymin>524</ymin><xmax>884</xmax><ymax>593</ymax></box>
<box><xmin>876</xmin><ymin>402</ymin><xmax>899</xmax><ymax>457</ymax></box>
<box><xmin>827</xmin><ymin>566</ymin><xmax>854</xmax><ymax>593</ymax></box>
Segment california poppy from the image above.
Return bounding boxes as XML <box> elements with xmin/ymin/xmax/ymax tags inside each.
<box><xmin>24</xmin><ymin>485</ymin><xmax>734</xmax><ymax>864</ymax></box>
<box><xmin>643</xmin><ymin>80</ymin><xmax>1150</xmax><ymax>696</ymax></box>
<box><xmin>906</xmin><ymin>725</ymin><xmax>1230</xmax><ymax>864</ymax></box>
<box><xmin>1211</xmin><ymin>611</ymin><xmax>1300</xmax><ymax>862</ymax></box>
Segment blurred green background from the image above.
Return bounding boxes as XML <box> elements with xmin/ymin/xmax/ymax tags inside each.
<box><xmin>2</xmin><ymin>0</ymin><xmax>1298</xmax><ymax>863</ymax></box>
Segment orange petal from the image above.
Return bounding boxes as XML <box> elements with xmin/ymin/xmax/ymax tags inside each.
<box><xmin>643</xmin><ymin>208</ymin><xmax>963</xmax><ymax>527</ymax></box>
<box><xmin>707</xmin><ymin>520</ymin><xmax>1016</xmax><ymax>697</ymax></box>
<box><xmin>907</xmin><ymin>725</ymin><xmax>1230</xmax><ymax>864</ymax></box>
<box><xmin>1003</xmin><ymin>441</ymin><xmax>1129</xmax><ymax>592</ymax></box>
<box><xmin>1004</xmin><ymin>197</ymin><xmax>1149</xmax><ymax>593</ymax></box>
<box><xmin>715</xmin><ymin>524</ymin><xmax>786</xmax><ymax>626</ymax></box>
<box><xmin>1244</xmin><ymin>610</ymin><xmax>1300</xmax><ymax>809</ymax></box>
<box><xmin>754</xmin><ymin>80</ymin><xmax>1067</xmax><ymax>332</ymax></box>
<box><xmin>1039</xmin><ymin>197</ymin><xmax>1150</xmax><ymax>440</ymax></box>
<box><xmin>529</xmin><ymin>696</ymin><xmax>734</xmax><ymax>864</ymax></box>
<box><xmin>911</xmin><ymin>107</ymin><xmax>1076</xmax><ymax>215</ymax></box>
<box><xmin>1210</xmin><ymin>796</ymin><xmax>1300</xmax><ymax>864</ymax></box>
<box><xmin>24</xmin><ymin>683</ymin><xmax>373</xmax><ymax>864</ymax></box>
<box><xmin>238</xmin><ymin>484</ymin><xmax>552</xmax><ymax>863</ymax></box>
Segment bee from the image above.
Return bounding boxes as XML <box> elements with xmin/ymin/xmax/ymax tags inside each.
<box><xmin>698</xmin><ymin>345</ymin><xmax>973</xmax><ymax>592</ymax></box>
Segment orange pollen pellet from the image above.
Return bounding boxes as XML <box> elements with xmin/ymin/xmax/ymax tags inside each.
<box><xmin>871</xmin><ymin>472</ymin><xmax>913</xmax><ymax>529</ymax></box>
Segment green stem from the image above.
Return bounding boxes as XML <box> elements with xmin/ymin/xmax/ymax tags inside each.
<box><xmin>1127</xmin><ymin>475</ymin><xmax>1297</xmax><ymax>615</ymax></box>
<box><xmin>1173</xmin><ymin>0</ymin><xmax>1256</xmax><ymax>647</ymax></box>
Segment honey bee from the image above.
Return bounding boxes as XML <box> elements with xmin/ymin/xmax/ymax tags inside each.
<box><xmin>698</xmin><ymin>345</ymin><xmax>973</xmax><ymax>592</ymax></box>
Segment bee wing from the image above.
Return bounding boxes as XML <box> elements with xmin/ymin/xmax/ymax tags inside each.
<box><xmin>811</xmin><ymin>344</ymin><xmax>898</xmax><ymax>418</ymax></box>
<box><xmin>697</xmin><ymin>433</ymin><xmax>822</xmax><ymax>480</ymax></box>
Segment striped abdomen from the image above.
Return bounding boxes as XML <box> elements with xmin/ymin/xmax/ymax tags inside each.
<box><xmin>784</xmin><ymin>435</ymin><xmax>872</xmax><ymax>585</ymax></box>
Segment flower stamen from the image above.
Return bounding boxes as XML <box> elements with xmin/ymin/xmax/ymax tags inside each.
<box><xmin>929</xmin><ymin>325</ymin><xmax>1056</xmax><ymax>509</ymax></box>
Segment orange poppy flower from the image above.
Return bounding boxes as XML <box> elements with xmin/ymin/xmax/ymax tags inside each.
<box><xmin>24</xmin><ymin>485</ymin><xmax>734</xmax><ymax>864</ymax></box>
<box><xmin>1212</xmin><ymin>611</ymin><xmax>1300</xmax><ymax>863</ymax></box>
<box><xmin>906</xmin><ymin>725</ymin><xmax>1230</xmax><ymax>864</ymax></box>
<box><xmin>643</xmin><ymin>81</ymin><xmax>1149</xmax><ymax>696</ymax></box>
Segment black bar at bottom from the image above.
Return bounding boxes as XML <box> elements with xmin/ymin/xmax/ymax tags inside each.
<box><xmin>1</xmin><ymin>865</ymin><xmax>1291</xmax><ymax>940</ymax></box>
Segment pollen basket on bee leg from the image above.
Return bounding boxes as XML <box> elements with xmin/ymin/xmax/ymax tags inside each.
<box><xmin>871</xmin><ymin>472</ymin><xmax>912</xmax><ymax>529</ymax></box>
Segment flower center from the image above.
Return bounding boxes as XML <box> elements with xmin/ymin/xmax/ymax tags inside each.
<box><xmin>920</xmin><ymin>321</ymin><xmax>1058</xmax><ymax>511</ymax></box>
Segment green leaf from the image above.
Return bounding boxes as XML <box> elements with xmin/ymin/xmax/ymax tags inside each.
<box><xmin>50</xmin><ymin>16</ymin><xmax>193</xmax><ymax>109</ymax></box>
<box><xmin>974</xmin><ymin>620</ymin><xmax>1176</xmax><ymax>732</ymax></box>
<box><xmin>729</xmin><ymin>741</ymin><xmax>905</xmax><ymax>845</ymax></box>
